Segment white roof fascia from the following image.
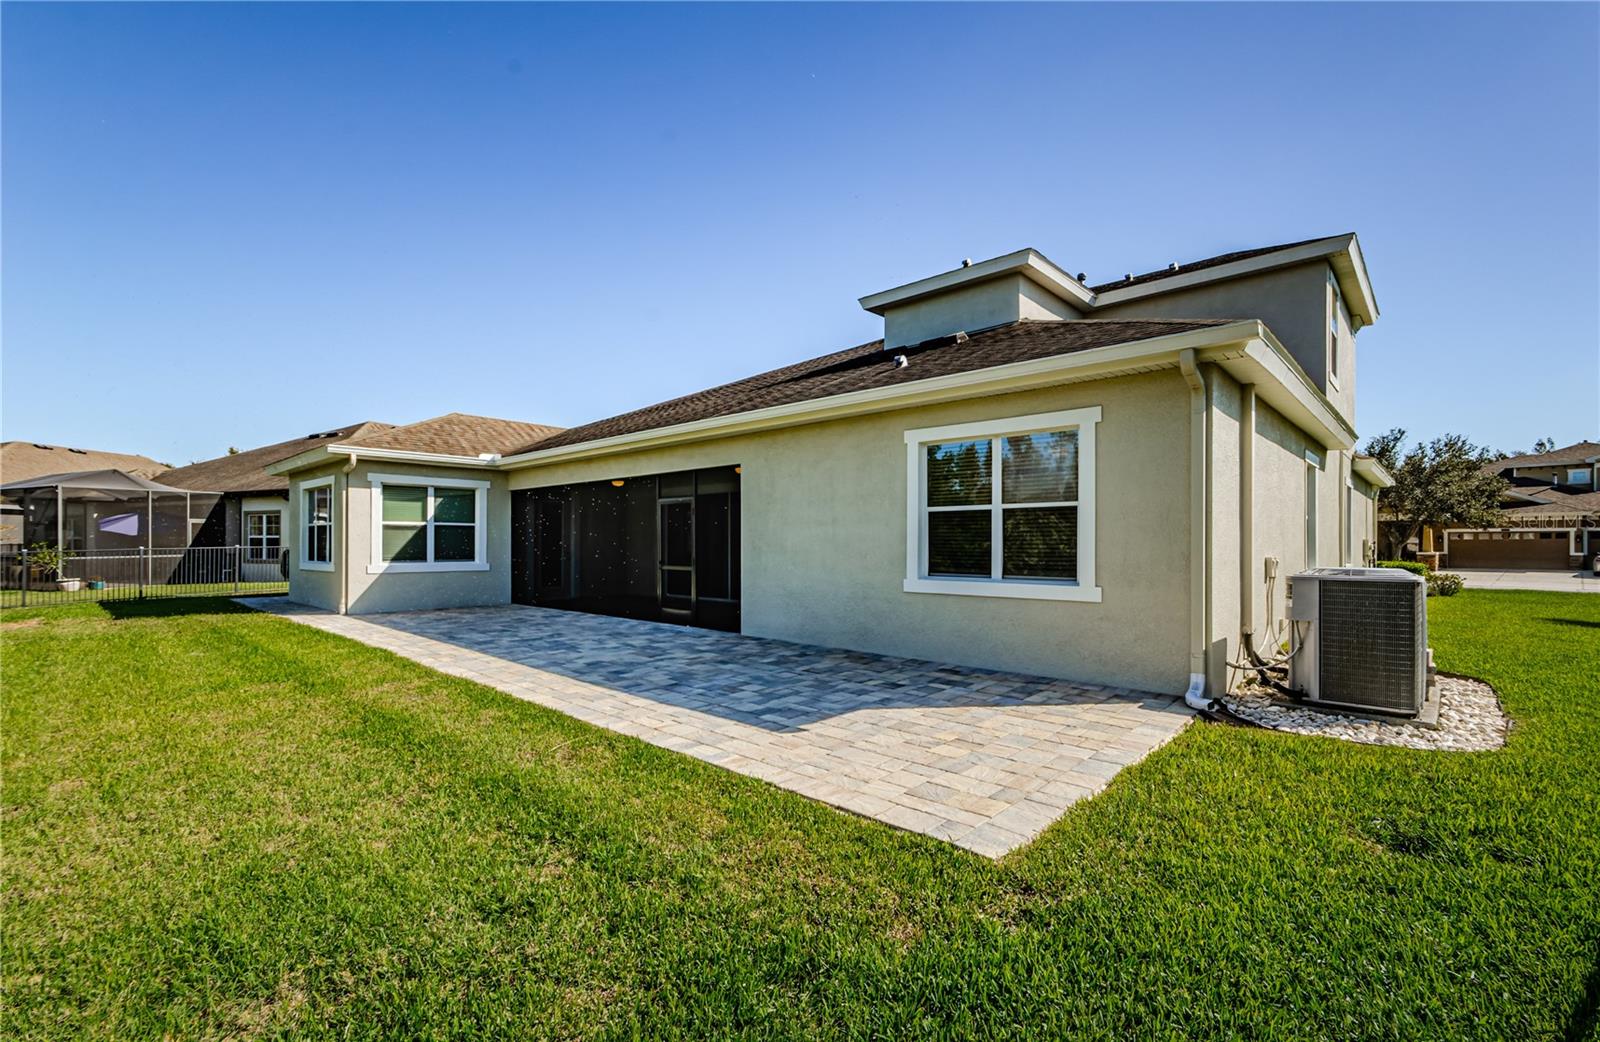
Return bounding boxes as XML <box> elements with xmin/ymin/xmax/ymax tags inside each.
<box><xmin>1201</xmin><ymin>325</ymin><xmax>1358</xmax><ymax>452</ymax></box>
<box><xmin>1091</xmin><ymin>234</ymin><xmax>1380</xmax><ymax>327</ymax></box>
<box><xmin>265</xmin><ymin>445</ymin><xmax>496</xmax><ymax>476</ymax></box>
<box><xmin>859</xmin><ymin>248</ymin><xmax>1095</xmax><ymax>314</ymax></box>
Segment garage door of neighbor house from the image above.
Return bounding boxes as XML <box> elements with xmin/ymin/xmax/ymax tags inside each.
<box><xmin>1448</xmin><ymin>531</ymin><xmax>1571</xmax><ymax>569</ymax></box>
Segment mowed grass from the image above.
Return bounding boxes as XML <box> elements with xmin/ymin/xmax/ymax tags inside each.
<box><xmin>2</xmin><ymin>592</ymin><xmax>1597</xmax><ymax>1040</ymax></box>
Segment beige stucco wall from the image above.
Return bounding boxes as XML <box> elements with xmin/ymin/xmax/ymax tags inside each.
<box><xmin>1206</xmin><ymin>370</ymin><xmax>1244</xmax><ymax>695</ymax></box>
<box><xmin>287</xmin><ymin>461</ymin><xmax>513</xmax><ymax>614</ymax></box>
<box><xmin>1212</xmin><ymin>392</ymin><xmax>1346</xmax><ymax>680</ymax></box>
<box><xmin>286</xmin><ymin>461</ymin><xmax>342</xmax><ymax>611</ymax></box>
<box><xmin>1350</xmin><ymin>472</ymin><xmax>1378</xmax><ymax>565</ymax></box>
<box><xmin>882</xmin><ymin>274</ymin><xmax>1084</xmax><ymax>348</ymax></box>
<box><xmin>510</xmin><ymin>372</ymin><xmax>1194</xmax><ymax>693</ymax></box>
<box><xmin>1096</xmin><ymin>261</ymin><xmax>1356</xmax><ymax>423</ymax></box>
<box><xmin>276</xmin><ymin>368</ymin><xmax>1357</xmax><ymax>699</ymax></box>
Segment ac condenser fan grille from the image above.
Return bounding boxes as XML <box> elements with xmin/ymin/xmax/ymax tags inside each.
<box><xmin>1317</xmin><ymin>579</ymin><xmax>1423</xmax><ymax>713</ymax></box>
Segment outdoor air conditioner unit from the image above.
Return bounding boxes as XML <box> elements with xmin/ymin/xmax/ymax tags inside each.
<box><xmin>1286</xmin><ymin>567</ymin><xmax>1428</xmax><ymax>716</ymax></box>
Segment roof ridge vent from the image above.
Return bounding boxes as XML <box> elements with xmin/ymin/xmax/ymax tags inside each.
<box><xmin>953</xmin><ymin>330</ymin><xmax>969</xmax><ymax>343</ymax></box>
<box><xmin>1168</xmin><ymin>262</ymin><xmax>1180</xmax><ymax>271</ymax></box>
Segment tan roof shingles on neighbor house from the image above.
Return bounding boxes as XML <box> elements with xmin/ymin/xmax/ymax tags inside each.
<box><xmin>344</xmin><ymin>413</ymin><xmax>564</xmax><ymax>458</ymax></box>
<box><xmin>1491</xmin><ymin>441</ymin><xmax>1600</xmax><ymax>471</ymax></box>
<box><xmin>1</xmin><ymin>441</ymin><xmax>169</xmax><ymax>484</ymax></box>
<box><xmin>513</xmin><ymin>318</ymin><xmax>1234</xmax><ymax>454</ymax></box>
<box><xmin>159</xmin><ymin>421</ymin><xmax>394</xmax><ymax>494</ymax></box>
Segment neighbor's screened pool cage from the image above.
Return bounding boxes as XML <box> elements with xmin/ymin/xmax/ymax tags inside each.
<box><xmin>0</xmin><ymin>469</ymin><xmax>220</xmax><ymax>553</ymax></box>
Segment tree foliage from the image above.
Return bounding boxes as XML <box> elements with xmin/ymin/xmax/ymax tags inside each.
<box><xmin>1362</xmin><ymin>428</ymin><xmax>1506</xmax><ymax>558</ymax></box>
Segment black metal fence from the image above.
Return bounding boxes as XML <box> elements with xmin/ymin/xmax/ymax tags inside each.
<box><xmin>0</xmin><ymin>546</ymin><xmax>289</xmax><ymax>607</ymax></box>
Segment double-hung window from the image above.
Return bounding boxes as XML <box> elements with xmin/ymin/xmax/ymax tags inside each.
<box><xmin>904</xmin><ymin>407</ymin><xmax>1100</xmax><ymax>602</ymax></box>
<box><xmin>301</xmin><ymin>478</ymin><xmax>334</xmax><ymax>571</ymax></box>
<box><xmin>246</xmin><ymin>511</ymin><xmax>282</xmax><ymax>562</ymax></box>
<box><xmin>368</xmin><ymin>474</ymin><xmax>489</xmax><ymax>573</ymax></box>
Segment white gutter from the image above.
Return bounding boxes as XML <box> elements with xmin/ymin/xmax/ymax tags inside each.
<box><xmin>265</xmin><ymin>445</ymin><xmax>495</xmax><ymax>477</ymax></box>
<box><xmin>1178</xmin><ymin>349</ymin><xmax>1215</xmax><ymax>712</ymax></box>
<box><xmin>1351</xmin><ymin>454</ymin><xmax>1395</xmax><ymax>488</ymax></box>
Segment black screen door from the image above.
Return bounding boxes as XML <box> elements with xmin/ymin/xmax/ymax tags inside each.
<box><xmin>658</xmin><ymin>497</ymin><xmax>694</xmax><ymax>616</ymax></box>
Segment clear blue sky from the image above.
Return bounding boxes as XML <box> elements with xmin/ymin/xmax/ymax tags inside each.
<box><xmin>3</xmin><ymin>2</ymin><xmax>1596</xmax><ymax>466</ymax></box>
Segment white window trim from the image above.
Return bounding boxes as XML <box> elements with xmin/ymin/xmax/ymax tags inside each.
<box><xmin>299</xmin><ymin>476</ymin><xmax>335</xmax><ymax>572</ymax></box>
<box><xmin>902</xmin><ymin>407</ymin><xmax>1101</xmax><ymax>602</ymax></box>
<box><xmin>1566</xmin><ymin>468</ymin><xmax>1592</xmax><ymax>485</ymax></box>
<box><xmin>367</xmin><ymin>472</ymin><xmax>490</xmax><ymax>574</ymax></box>
<box><xmin>245</xmin><ymin>509</ymin><xmax>283</xmax><ymax>563</ymax></box>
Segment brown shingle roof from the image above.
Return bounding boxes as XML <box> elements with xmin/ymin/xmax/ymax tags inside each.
<box><xmin>1</xmin><ymin>441</ymin><xmax>168</xmax><ymax>484</ymax></box>
<box><xmin>344</xmin><ymin>413</ymin><xmax>563</xmax><ymax>458</ymax></box>
<box><xmin>515</xmin><ymin>318</ymin><xmax>1233</xmax><ymax>454</ymax></box>
<box><xmin>159</xmin><ymin>421</ymin><xmax>393</xmax><ymax>494</ymax></box>
<box><xmin>1501</xmin><ymin>489</ymin><xmax>1600</xmax><ymax>518</ymax></box>
<box><xmin>1090</xmin><ymin>236</ymin><xmax>1338</xmax><ymax>293</ymax></box>
<box><xmin>1492</xmin><ymin>441</ymin><xmax>1600</xmax><ymax>471</ymax></box>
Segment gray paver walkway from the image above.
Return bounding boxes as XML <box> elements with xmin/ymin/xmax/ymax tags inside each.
<box><xmin>239</xmin><ymin>600</ymin><xmax>1193</xmax><ymax>857</ymax></box>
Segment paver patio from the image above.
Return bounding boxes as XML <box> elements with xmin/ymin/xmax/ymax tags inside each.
<box><xmin>239</xmin><ymin>600</ymin><xmax>1193</xmax><ymax>856</ymax></box>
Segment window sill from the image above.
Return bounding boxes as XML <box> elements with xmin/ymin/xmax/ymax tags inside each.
<box><xmin>366</xmin><ymin>561</ymin><xmax>490</xmax><ymax>575</ymax></box>
<box><xmin>300</xmin><ymin>561</ymin><xmax>335</xmax><ymax>573</ymax></box>
<box><xmin>902</xmin><ymin>577</ymin><xmax>1102</xmax><ymax>602</ymax></box>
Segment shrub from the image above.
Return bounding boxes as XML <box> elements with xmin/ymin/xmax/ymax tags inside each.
<box><xmin>1377</xmin><ymin>560</ymin><xmax>1431</xmax><ymax>576</ymax></box>
<box><xmin>1428</xmin><ymin>572</ymin><xmax>1465</xmax><ymax>597</ymax></box>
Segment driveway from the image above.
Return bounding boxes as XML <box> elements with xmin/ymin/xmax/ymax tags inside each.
<box><xmin>1452</xmin><ymin>569</ymin><xmax>1598</xmax><ymax>593</ymax></box>
<box><xmin>240</xmin><ymin>601</ymin><xmax>1192</xmax><ymax>857</ymax></box>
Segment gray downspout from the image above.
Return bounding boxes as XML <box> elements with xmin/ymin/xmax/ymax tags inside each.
<box><xmin>1178</xmin><ymin>350</ymin><xmax>1215</xmax><ymax>712</ymax></box>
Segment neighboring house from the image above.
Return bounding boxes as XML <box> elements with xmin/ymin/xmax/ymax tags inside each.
<box><xmin>158</xmin><ymin>422</ymin><xmax>393</xmax><ymax>580</ymax></box>
<box><xmin>1432</xmin><ymin>441</ymin><xmax>1600</xmax><ymax>570</ymax></box>
<box><xmin>268</xmin><ymin>233</ymin><xmax>1393</xmax><ymax>703</ymax></box>
<box><xmin>0</xmin><ymin>442</ymin><xmax>170</xmax><ymax>546</ymax></box>
<box><xmin>0</xmin><ymin>441</ymin><xmax>169</xmax><ymax>484</ymax></box>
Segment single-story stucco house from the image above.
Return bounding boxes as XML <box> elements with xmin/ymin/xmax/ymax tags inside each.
<box><xmin>266</xmin><ymin>234</ymin><xmax>1394</xmax><ymax>706</ymax></box>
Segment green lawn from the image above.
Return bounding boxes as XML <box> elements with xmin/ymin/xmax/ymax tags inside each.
<box><xmin>2</xmin><ymin>592</ymin><xmax>1597</xmax><ymax>1040</ymax></box>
